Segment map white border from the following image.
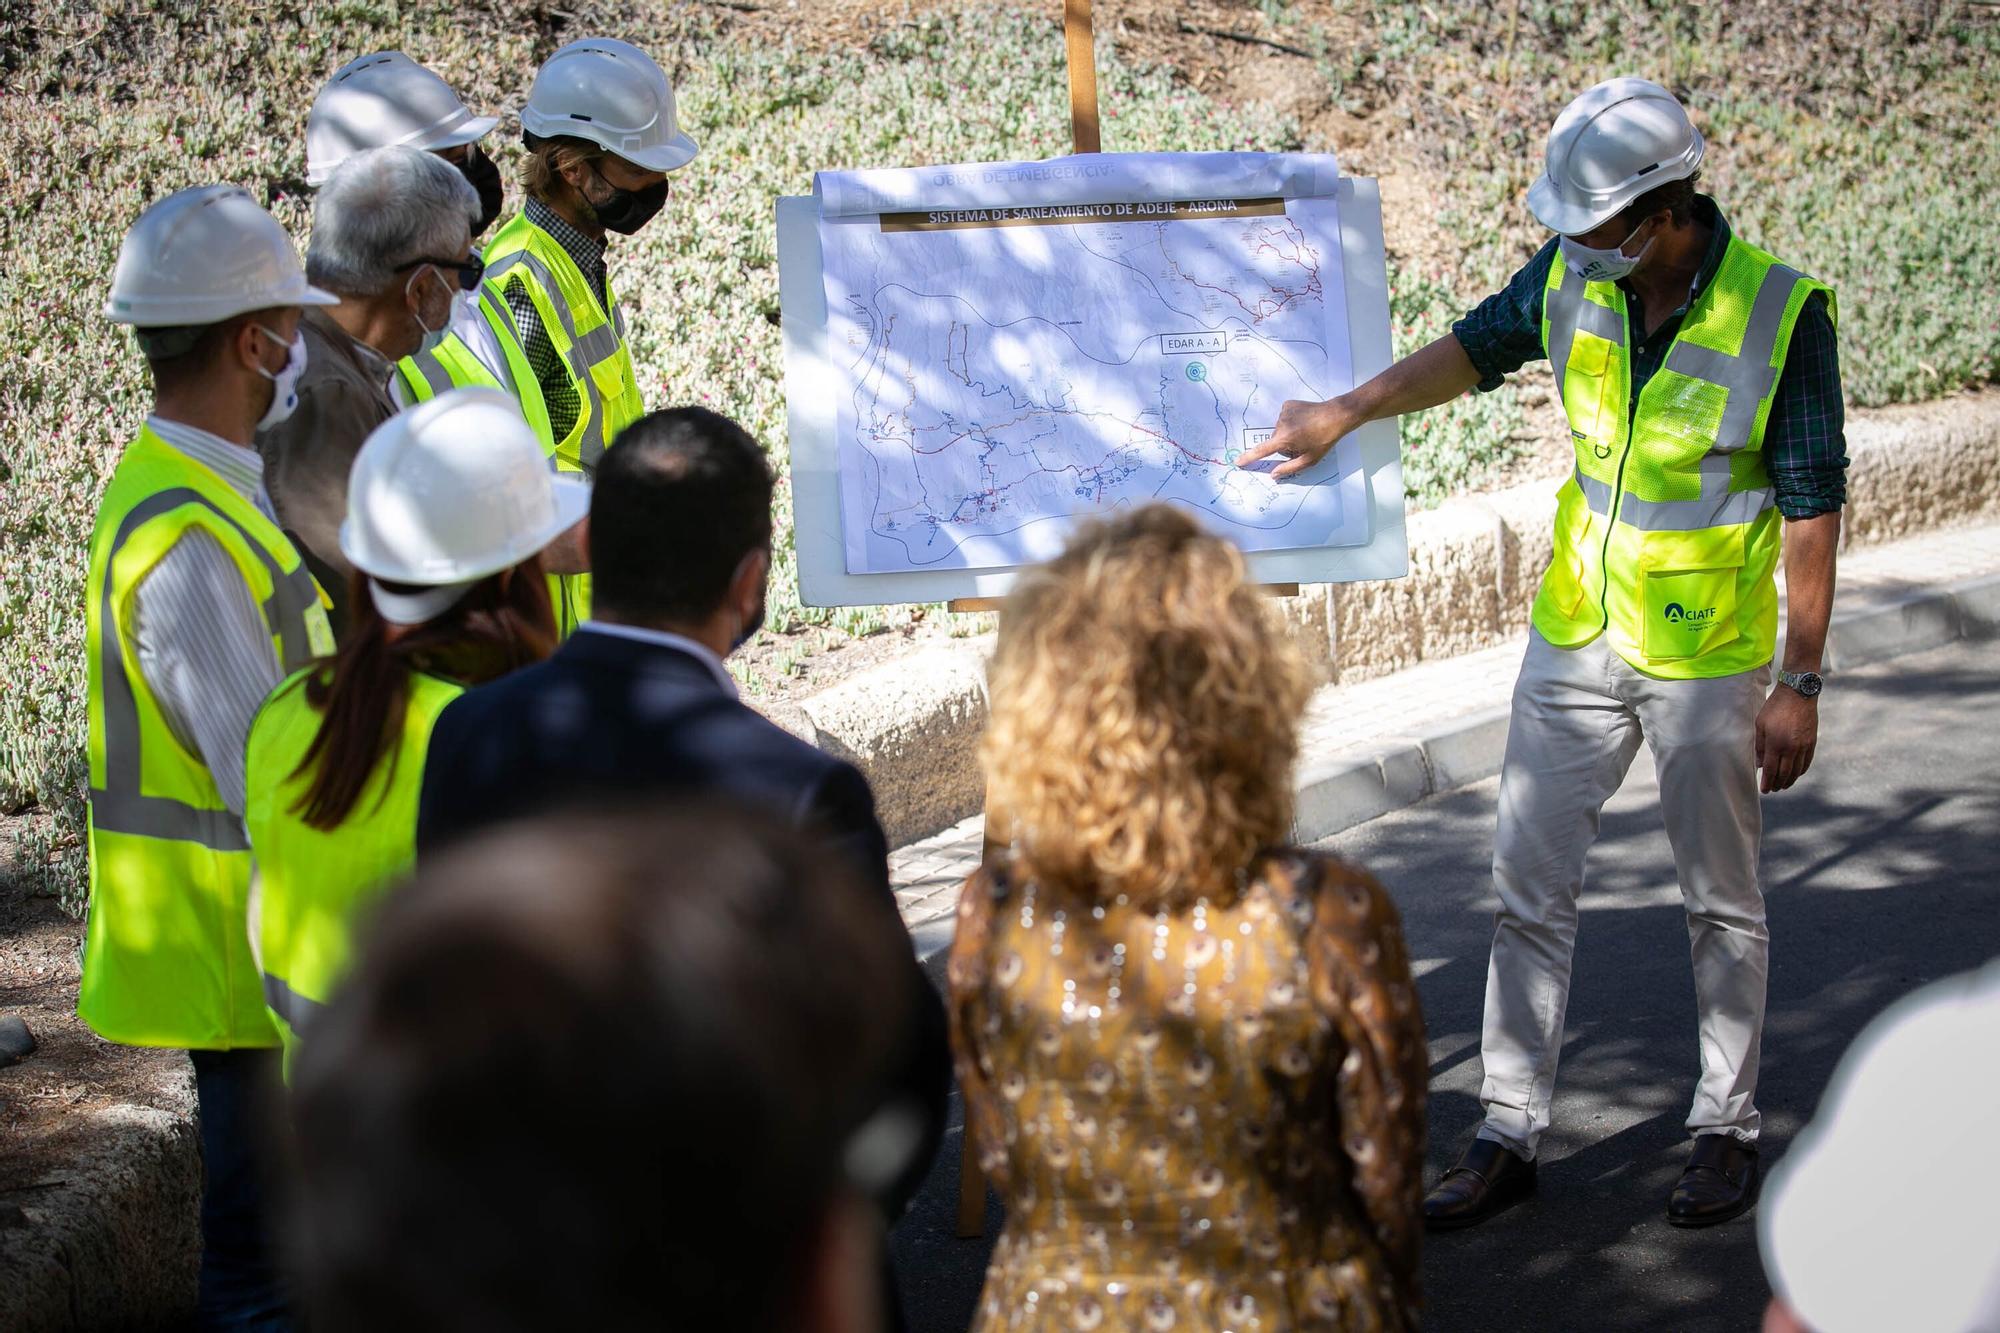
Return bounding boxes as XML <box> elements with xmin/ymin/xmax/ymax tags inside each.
<box><xmin>777</xmin><ymin>176</ymin><xmax>1408</xmax><ymax>607</ymax></box>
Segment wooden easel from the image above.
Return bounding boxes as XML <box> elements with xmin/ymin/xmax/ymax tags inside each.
<box><xmin>945</xmin><ymin>0</ymin><xmax>1297</xmax><ymax>1240</ymax></box>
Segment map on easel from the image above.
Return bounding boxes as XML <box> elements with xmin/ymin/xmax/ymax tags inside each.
<box><xmin>812</xmin><ymin>152</ymin><xmax>1372</xmax><ymax>575</ymax></box>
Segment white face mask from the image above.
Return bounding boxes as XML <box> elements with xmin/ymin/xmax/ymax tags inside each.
<box><xmin>254</xmin><ymin>325</ymin><xmax>308</xmax><ymax>430</ymax></box>
<box><xmin>409</xmin><ymin>267</ymin><xmax>462</xmax><ymax>356</ymax></box>
<box><xmin>1559</xmin><ymin>217</ymin><xmax>1658</xmax><ymax>284</ymax></box>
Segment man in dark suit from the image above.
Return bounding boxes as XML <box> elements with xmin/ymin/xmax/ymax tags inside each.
<box><xmin>417</xmin><ymin>408</ymin><xmax>949</xmax><ymax>1315</ymax></box>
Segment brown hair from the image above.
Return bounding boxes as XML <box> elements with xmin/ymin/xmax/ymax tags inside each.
<box><xmin>291</xmin><ymin>560</ymin><xmax>556</xmax><ymax>829</ymax></box>
<box><xmin>520</xmin><ymin>133</ymin><xmax>603</xmax><ymax>204</ymax></box>
<box><xmin>289</xmin><ymin>802</ymin><xmax>915</xmax><ymax>1332</ymax></box>
<box><xmin>981</xmin><ymin>505</ymin><xmax>1314</xmax><ymax>909</ymax></box>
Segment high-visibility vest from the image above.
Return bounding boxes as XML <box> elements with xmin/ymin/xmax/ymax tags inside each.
<box><xmin>395</xmin><ymin>209</ymin><xmax>646</xmax><ymax>634</ymax></box>
<box><xmin>1532</xmin><ymin>235</ymin><xmax>1835</xmax><ymax>678</ymax></box>
<box><xmin>244</xmin><ymin>667</ymin><xmax>462</xmax><ymax>1073</ymax></box>
<box><xmin>80</xmin><ymin>426</ymin><xmax>335</xmax><ymax>1049</ymax></box>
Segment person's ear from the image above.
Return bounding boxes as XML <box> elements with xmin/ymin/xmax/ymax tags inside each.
<box><xmin>556</xmin><ymin>149</ymin><xmax>593</xmax><ymax>196</ymax></box>
<box><xmin>736</xmin><ymin>546</ymin><xmax>770</xmax><ymax>607</ymax></box>
<box><xmin>233</xmin><ymin>319</ymin><xmax>270</xmax><ymax>376</ymax></box>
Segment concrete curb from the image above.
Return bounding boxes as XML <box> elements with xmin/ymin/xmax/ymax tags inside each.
<box><xmin>1290</xmin><ymin>571</ymin><xmax>2000</xmax><ymax>845</ymax></box>
<box><xmin>810</xmin><ymin>392</ymin><xmax>2000</xmax><ymax>850</ymax></box>
<box><xmin>1826</xmin><ymin>572</ymin><xmax>2000</xmax><ymax>669</ymax></box>
<box><xmin>906</xmin><ymin>568</ymin><xmax>2000</xmax><ymax>966</ymax></box>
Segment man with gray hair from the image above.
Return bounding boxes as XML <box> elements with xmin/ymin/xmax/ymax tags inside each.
<box><xmin>257</xmin><ymin>143</ymin><xmax>479</xmax><ymax>635</ymax></box>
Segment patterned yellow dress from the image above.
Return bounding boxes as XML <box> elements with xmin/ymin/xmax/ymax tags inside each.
<box><xmin>948</xmin><ymin>850</ymin><xmax>1426</xmax><ymax>1332</ymax></box>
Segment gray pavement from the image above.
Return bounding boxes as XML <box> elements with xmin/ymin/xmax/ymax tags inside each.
<box><xmin>890</xmin><ymin>635</ymin><xmax>2000</xmax><ymax>1332</ymax></box>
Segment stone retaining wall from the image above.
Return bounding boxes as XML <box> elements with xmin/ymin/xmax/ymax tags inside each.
<box><xmin>800</xmin><ymin>390</ymin><xmax>2000</xmax><ymax>846</ymax></box>
<box><xmin>15</xmin><ymin>389</ymin><xmax>1996</xmax><ymax>1332</ymax></box>
<box><xmin>0</xmin><ymin>1065</ymin><xmax>201</xmax><ymax>1330</ymax></box>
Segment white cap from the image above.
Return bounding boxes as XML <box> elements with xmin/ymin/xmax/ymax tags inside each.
<box><xmin>339</xmin><ymin>388</ymin><xmax>591</xmax><ymax>624</ymax></box>
<box><xmin>1760</xmin><ymin>960</ymin><xmax>2000</xmax><ymax>1333</ymax></box>
<box><xmin>105</xmin><ymin>185</ymin><xmax>339</xmax><ymax>327</ymax></box>
<box><xmin>519</xmin><ymin>37</ymin><xmax>698</xmax><ymax>174</ymax></box>
<box><xmin>1527</xmin><ymin>77</ymin><xmax>1705</xmax><ymax>236</ymax></box>
<box><xmin>306</xmin><ymin>52</ymin><xmax>500</xmax><ymax>186</ymax></box>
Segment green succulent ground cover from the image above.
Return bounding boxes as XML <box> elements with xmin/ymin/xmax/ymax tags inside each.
<box><xmin>2</xmin><ymin>1</ymin><xmax>1996</xmax><ymax>910</ymax></box>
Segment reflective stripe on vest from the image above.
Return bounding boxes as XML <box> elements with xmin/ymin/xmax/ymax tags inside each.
<box><xmin>484</xmin><ymin>241</ymin><xmax>638</xmax><ymax>473</ymax></box>
<box><xmin>92</xmin><ymin>487</ymin><xmax>324</xmax><ymax>851</ymax></box>
<box><xmin>262</xmin><ymin>970</ymin><xmax>323</xmax><ymax>1033</ymax></box>
<box><xmin>246</xmin><ymin>668</ymin><xmax>461</xmax><ymax>1074</ymax></box>
<box><xmin>477</xmin><ymin>210</ymin><xmax>646</xmax><ymax>478</ymax></box>
<box><xmin>82</xmin><ymin>429</ymin><xmax>335</xmax><ymax>1049</ymax></box>
<box><xmin>1545</xmin><ymin>254</ymin><xmax>1808</xmax><ymax>532</ymax></box>
<box><xmin>402</xmin><ymin>345</ymin><xmax>459</xmax><ymax>399</ymax></box>
<box><xmin>1532</xmin><ymin>234</ymin><xmax>1833</xmax><ymax>678</ymax></box>
<box><xmin>394</xmin><ymin>292</ymin><xmax>552</xmax><ymax>442</ymax></box>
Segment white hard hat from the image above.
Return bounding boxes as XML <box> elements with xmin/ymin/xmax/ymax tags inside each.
<box><xmin>340</xmin><ymin>387</ymin><xmax>590</xmax><ymax>623</ymax></box>
<box><xmin>305</xmin><ymin>51</ymin><xmax>500</xmax><ymax>186</ymax></box>
<box><xmin>1527</xmin><ymin>77</ymin><xmax>1705</xmax><ymax>236</ymax></box>
<box><xmin>518</xmin><ymin>37</ymin><xmax>698</xmax><ymax>174</ymax></box>
<box><xmin>1760</xmin><ymin>961</ymin><xmax>2000</xmax><ymax>1333</ymax></box>
<box><xmin>104</xmin><ymin>184</ymin><xmax>339</xmax><ymax>327</ymax></box>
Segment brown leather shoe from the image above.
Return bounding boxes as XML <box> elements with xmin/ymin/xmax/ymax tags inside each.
<box><xmin>1423</xmin><ymin>1138</ymin><xmax>1537</xmax><ymax>1231</ymax></box>
<box><xmin>1667</xmin><ymin>1134</ymin><xmax>1760</xmax><ymax>1227</ymax></box>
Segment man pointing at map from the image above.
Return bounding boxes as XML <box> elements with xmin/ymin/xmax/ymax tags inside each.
<box><xmin>1241</xmin><ymin>78</ymin><xmax>1847</xmax><ymax>1230</ymax></box>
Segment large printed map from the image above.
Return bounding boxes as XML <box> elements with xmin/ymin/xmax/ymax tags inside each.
<box><xmin>817</xmin><ymin>178</ymin><xmax>1365</xmax><ymax>574</ymax></box>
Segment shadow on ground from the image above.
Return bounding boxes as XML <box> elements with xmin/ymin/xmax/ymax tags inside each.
<box><xmin>893</xmin><ymin>645</ymin><xmax>2000</xmax><ymax>1333</ymax></box>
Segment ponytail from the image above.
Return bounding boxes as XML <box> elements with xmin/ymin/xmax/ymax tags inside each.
<box><xmin>290</xmin><ymin>559</ymin><xmax>557</xmax><ymax>829</ymax></box>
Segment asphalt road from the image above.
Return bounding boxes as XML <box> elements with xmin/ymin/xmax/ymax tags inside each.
<box><xmin>892</xmin><ymin>635</ymin><xmax>2000</xmax><ymax>1333</ymax></box>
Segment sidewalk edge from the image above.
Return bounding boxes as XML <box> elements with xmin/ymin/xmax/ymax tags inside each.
<box><xmin>911</xmin><ymin>571</ymin><xmax>1999</xmax><ymax>961</ymax></box>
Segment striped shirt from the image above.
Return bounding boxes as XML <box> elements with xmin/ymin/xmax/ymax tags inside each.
<box><xmin>501</xmin><ymin>199</ymin><xmax>610</xmax><ymax>449</ymax></box>
<box><xmin>1450</xmin><ymin>196</ymin><xmax>1847</xmax><ymax>519</ymax></box>
<box><xmin>133</xmin><ymin>417</ymin><xmax>287</xmax><ymax>817</ymax></box>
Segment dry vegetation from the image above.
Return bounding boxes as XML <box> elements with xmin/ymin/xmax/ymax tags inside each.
<box><xmin>2</xmin><ymin>0</ymin><xmax>1995</xmax><ymax>911</ymax></box>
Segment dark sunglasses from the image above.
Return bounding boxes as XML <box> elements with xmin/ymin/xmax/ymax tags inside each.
<box><xmin>400</xmin><ymin>254</ymin><xmax>487</xmax><ymax>292</ymax></box>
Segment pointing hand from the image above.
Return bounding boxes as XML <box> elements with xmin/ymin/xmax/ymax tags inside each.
<box><xmin>1235</xmin><ymin>396</ymin><xmax>1364</xmax><ymax>479</ymax></box>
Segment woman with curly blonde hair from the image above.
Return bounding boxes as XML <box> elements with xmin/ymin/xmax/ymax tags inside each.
<box><xmin>949</xmin><ymin>505</ymin><xmax>1427</xmax><ymax>1332</ymax></box>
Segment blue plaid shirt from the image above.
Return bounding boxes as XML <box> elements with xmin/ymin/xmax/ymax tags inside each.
<box><xmin>1451</xmin><ymin>197</ymin><xmax>1847</xmax><ymax>519</ymax></box>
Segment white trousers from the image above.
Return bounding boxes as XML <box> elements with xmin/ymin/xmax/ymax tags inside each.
<box><xmin>1475</xmin><ymin>629</ymin><xmax>1771</xmax><ymax>1160</ymax></box>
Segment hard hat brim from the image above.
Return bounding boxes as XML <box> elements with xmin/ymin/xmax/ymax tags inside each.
<box><xmin>619</xmin><ymin>129</ymin><xmax>700</xmax><ymax>174</ymax></box>
<box><xmin>541</xmin><ymin>476</ymin><xmax>593</xmax><ymax>557</ymax></box>
<box><xmin>368</xmin><ymin>576</ymin><xmax>479</xmax><ymax>626</ymax></box>
<box><xmin>429</xmin><ymin>113</ymin><xmax>501</xmax><ymax>152</ymax></box>
<box><xmin>525</xmin><ymin>105</ymin><xmax>700</xmax><ymax>175</ymax></box>
<box><xmin>305</xmin><ymin>113</ymin><xmax>505</xmax><ymax>186</ymax></box>
<box><xmin>338</xmin><ymin>467</ymin><xmax>592</xmax><ymax>591</ymax></box>
<box><xmin>1528</xmin><ymin>173</ymin><xmax>1618</xmax><ymax>237</ymax></box>
<box><xmin>103</xmin><ymin>280</ymin><xmax>343</xmax><ymax>325</ymax></box>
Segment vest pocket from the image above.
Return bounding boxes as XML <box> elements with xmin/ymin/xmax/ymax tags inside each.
<box><xmin>1638</xmin><ymin>528</ymin><xmax>1744</xmax><ymax>662</ymax></box>
<box><xmin>589</xmin><ymin>354</ymin><xmax>632</xmax><ymax>400</ymax></box>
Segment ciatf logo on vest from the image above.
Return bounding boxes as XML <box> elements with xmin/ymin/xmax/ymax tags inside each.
<box><xmin>1663</xmin><ymin>601</ymin><xmax>1720</xmax><ymax>627</ymax></box>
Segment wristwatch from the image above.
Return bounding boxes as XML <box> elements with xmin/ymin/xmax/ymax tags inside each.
<box><xmin>1777</xmin><ymin>670</ymin><xmax>1823</xmax><ymax>699</ymax></box>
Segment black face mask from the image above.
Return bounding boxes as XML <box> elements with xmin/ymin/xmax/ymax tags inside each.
<box><xmin>459</xmin><ymin>146</ymin><xmax>505</xmax><ymax>236</ymax></box>
<box><xmin>586</xmin><ymin>164</ymin><xmax>669</xmax><ymax>235</ymax></box>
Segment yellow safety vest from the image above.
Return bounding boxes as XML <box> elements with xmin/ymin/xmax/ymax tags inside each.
<box><xmin>244</xmin><ymin>667</ymin><xmax>462</xmax><ymax>1073</ymax></box>
<box><xmin>81</xmin><ymin>426</ymin><xmax>335</xmax><ymax>1049</ymax></box>
<box><xmin>396</xmin><ymin>209</ymin><xmax>646</xmax><ymax>634</ymax></box>
<box><xmin>1532</xmin><ymin>234</ymin><xmax>1835</xmax><ymax>678</ymax></box>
